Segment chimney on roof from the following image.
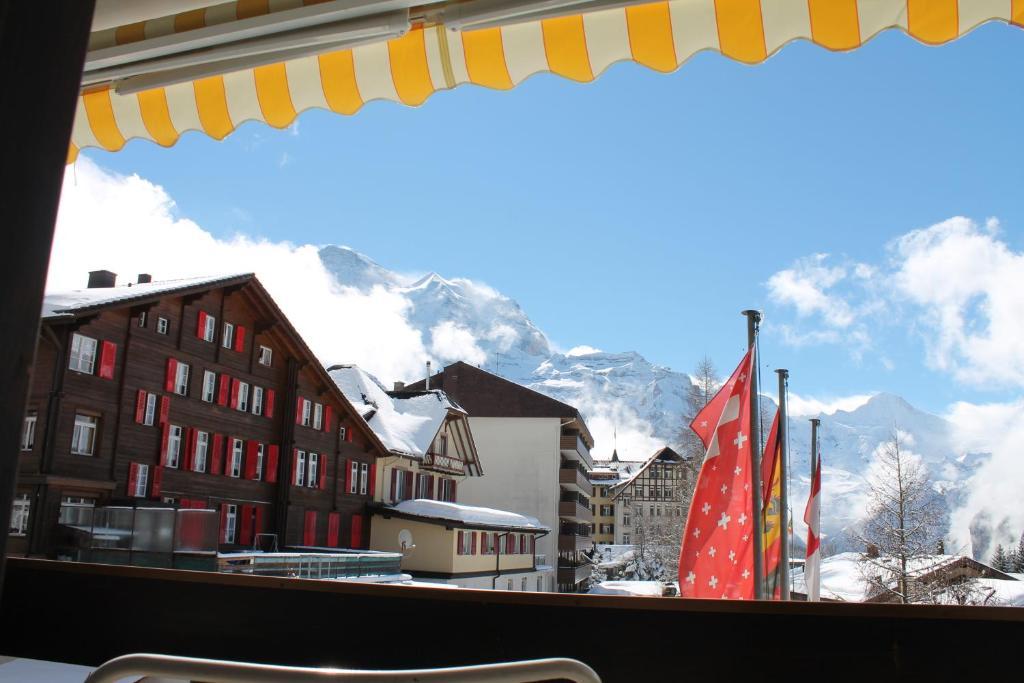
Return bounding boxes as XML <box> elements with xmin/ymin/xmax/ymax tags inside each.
<box><xmin>393</xmin><ymin>381</ymin><xmax>405</xmax><ymax>392</ymax></box>
<box><xmin>137</xmin><ymin>273</ymin><xmax>152</xmax><ymax>284</ymax></box>
<box><xmin>425</xmin><ymin>361</ymin><xmax>431</xmax><ymax>390</ymax></box>
<box><xmin>87</xmin><ymin>270</ymin><xmax>117</xmax><ymax>288</ymax></box>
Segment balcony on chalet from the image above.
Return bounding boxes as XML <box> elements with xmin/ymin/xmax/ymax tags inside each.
<box><xmin>559</xmin><ymin>461</ymin><xmax>594</xmax><ymax>497</ymax></box>
<box><xmin>558</xmin><ymin>520</ymin><xmax>593</xmax><ymax>553</ymax></box>
<box><xmin>559</xmin><ymin>432</ymin><xmax>593</xmax><ymax>470</ymax></box>
<box><xmin>557</xmin><ymin>560</ymin><xmax>592</xmax><ymax>587</ymax></box>
<box><xmin>559</xmin><ymin>491</ymin><xmax>593</xmax><ymax>524</ymax></box>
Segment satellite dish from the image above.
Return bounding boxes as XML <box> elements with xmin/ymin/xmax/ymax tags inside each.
<box><xmin>398</xmin><ymin>529</ymin><xmax>414</xmax><ymax>551</ymax></box>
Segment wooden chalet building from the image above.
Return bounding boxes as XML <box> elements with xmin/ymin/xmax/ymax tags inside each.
<box><xmin>11</xmin><ymin>271</ymin><xmax>389</xmax><ymax>558</ymax></box>
<box><xmin>609</xmin><ymin>446</ymin><xmax>689</xmax><ymax>546</ymax></box>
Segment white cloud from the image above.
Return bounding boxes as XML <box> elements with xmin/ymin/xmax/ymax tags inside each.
<box><xmin>946</xmin><ymin>399</ymin><xmax>1024</xmax><ymax>560</ymax></box>
<box><xmin>429</xmin><ymin>321</ymin><xmax>487</xmax><ymax>366</ymax></box>
<box><xmin>567</xmin><ymin>345</ymin><xmax>602</xmax><ymax>357</ymax></box>
<box><xmin>891</xmin><ymin>216</ymin><xmax>1024</xmax><ymax>387</ymax></box>
<box><xmin>787</xmin><ymin>392</ymin><xmax>875</xmax><ymax>417</ymax></box>
<box><xmin>52</xmin><ymin>159</ymin><xmax>431</xmax><ymax>383</ymax></box>
<box><xmin>766</xmin><ymin>254</ymin><xmax>855</xmax><ymax>328</ymax></box>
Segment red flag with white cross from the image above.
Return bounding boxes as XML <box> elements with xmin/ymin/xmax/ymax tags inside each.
<box><xmin>678</xmin><ymin>349</ymin><xmax>756</xmax><ymax>599</ymax></box>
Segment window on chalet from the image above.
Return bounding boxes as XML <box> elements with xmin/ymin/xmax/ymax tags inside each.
<box><xmin>350</xmin><ymin>461</ymin><xmax>360</xmax><ymax>495</ymax></box>
<box><xmin>157</xmin><ymin>317</ymin><xmax>169</xmax><ymax>335</ymax></box>
<box><xmin>229</xmin><ymin>439</ymin><xmax>243</xmax><ymax>478</ymax></box>
<box><xmin>623</xmin><ymin>533</ymin><xmax>631</xmax><ymax>544</ymax></box>
<box><xmin>10</xmin><ymin>494</ymin><xmax>30</xmax><ymax>536</ymax></box>
<box><xmin>436</xmin><ymin>434</ymin><xmax>448</xmax><ymax>456</ymax></box>
<box><xmin>360</xmin><ymin>462</ymin><xmax>368</xmax><ymax>495</ymax></box>
<box><xmin>482</xmin><ymin>533</ymin><xmax>496</xmax><ymax>555</ymax></box>
<box><xmin>130</xmin><ymin>463</ymin><xmax>150</xmax><ymax>498</ymax></box>
<box><xmin>237</xmin><ymin>381</ymin><xmax>249</xmax><ymax>412</ymax></box>
<box><xmin>458</xmin><ymin>530</ymin><xmax>473</xmax><ymax>555</ymax></box>
<box><xmin>58</xmin><ymin>496</ymin><xmax>94</xmax><ymax>526</ymax></box>
<box><xmin>624</xmin><ymin>515</ymin><xmax>631</xmax><ymax>527</ymax></box>
<box><xmin>222</xmin><ymin>503</ymin><xmax>237</xmax><ymax>544</ymax></box>
<box><xmin>251</xmin><ymin>386</ymin><xmax>263</xmax><ymax>416</ymax></box>
<box><xmin>202</xmin><ymin>312</ymin><xmax>216</xmax><ymax>342</ymax></box>
<box><xmin>295</xmin><ymin>450</ymin><xmax>306</xmax><ymax>487</ymax></box>
<box><xmin>194</xmin><ymin>431</ymin><xmax>209</xmax><ymax>473</ymax></box>
<box><xmin>202</xmin><ymin>371</ymin><xmax>216</xmax><ymax>402</ymax></box>
<box><xmin>138</xmin><ymin>311</ymin><xmax>147</xmax><ymax>328</ymax></box>
<box><xmin>143</xmin><ymin>393</ymin><xmax>157</xmax><ymax>426</ymax></box>
<box><xmin>256</xmin><ymin>443</ymin><xmax>265</xmax><ymax>481</ymax></box>
<box><xmin>507</xmin><ymin>579</ymin><xmax>513</xmax><ymax>591</ymax></box>
<box><xmin>222</xmin><ymin>322</ymin><xmax>234</xmax><ymax>349</ymax></box>
<box><xmin>313</xmin><ymin>402</ymin><xmax>323</xmax><ymax>430</ymax></box>
<box><xmin>307</xmin><ymin>452</ymin><xmax>319</xmax><ymax>489</ymax></box>
<box><xmin>301</xmin><ymin>399</ymin><xmax>312</xmax><ymax>427</ymax></box>
<box><xmin>339</xmin><ymin>426</ymin><xmax>346</xmax><ymax>441</ymax></box>
<box><xmin>167</xmin><ymin>425</ymin><xmax>183</xmax><ymax>468</ymax></box>
<box><xmin>71</xmin><ymin>414</ymin><xmax>98</xmax><ymax>456</ymax></box>
<box><xmin>174</xmin><ymin>362</ymin><xmax>190</xmax><ymax>396</ymax></box>
<box><xmin>258</xmin><ymin>345</ymin><xmax>272</xmax><ymax>366</ymax></box>
<box><xmin>437</xmin><ymin>478</ymin><xmax>455</xmax><ymax>503</ymax></box>
<box><xmin>415</xmin><ymin>472</ymin><xmax>430</xmax><ymax>499</ymax></box>
<box><xmin>391</xmin><ymin>468</ymin><xmax>410</xmax><ymax>503</ymax></box>
<box><xmin>21</xmin><ymin>414</ymin><xmax>36</xmax><ymax>451</ymax></box>
<box><xmin>69</xmin><ymin>333</ymin><xmax>98</xmax><ymax>374</ymax></box>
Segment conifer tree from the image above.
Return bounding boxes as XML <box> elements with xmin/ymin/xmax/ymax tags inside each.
<box><xmin>991</xmin><ymin>544</ymin><xmax>1009</xmax><ymax>573</ymax></box>
<box><xmin>1012</xmin><ymin>532</ymin><xmax>1024</xmax><ymax>573</ymax></box>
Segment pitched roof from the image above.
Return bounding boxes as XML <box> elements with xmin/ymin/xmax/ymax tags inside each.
<box><xmin>610</xmin><ymin>446</ymin><xmax>685</xmax><ymax>499</ymax></box>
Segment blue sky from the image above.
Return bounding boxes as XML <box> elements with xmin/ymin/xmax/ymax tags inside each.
<box><xmin>77</xmin><ymin>21</ymin><xmax>1024</xmax><ymax>416</ymax></box>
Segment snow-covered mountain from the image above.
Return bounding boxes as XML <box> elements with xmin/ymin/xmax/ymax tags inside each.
<box><xmin>317</xmin><ymin>245</ymin><xmax>987</xmax><ymax>552</ymax></box>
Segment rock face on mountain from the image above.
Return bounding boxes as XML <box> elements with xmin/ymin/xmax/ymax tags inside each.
<box><xmin>318</xmin><ymin>246</ymin><xmax>985</xmax><ymax>548</ymax></box>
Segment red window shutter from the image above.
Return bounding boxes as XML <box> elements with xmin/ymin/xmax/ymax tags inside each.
<box><xmin>346</xmin><ymin>428</ymin><xmax>353</xmax><ymax>443</ymax></box>
<box><xmin>451</xmin><ymin>479</ymin><xmax>457</xmax><ymax>503</ymax></box>
<box><xmin>390</xmin><ymin>469</ymin><xmax>398</xmax><ymax>502</ymax></box>
<box><xmin>265</xmin><ymin>389</ymin><xmax>275</xmax><ymax>418</ymax></box>
<box><xmin>210</xmin><ymin>434</ymin><xmax>224</xmax><ymax>475</ymax></box>
<box><xmin>219</xmin><ymin>504</ymin><xmax>230</xmax><ymax>544</ymax></box>
<box><xmin>471</xmin><ymin>531</ymin><xmax>477</xmax><ymax>555</ymax></box>
<box><xmin>230</xmin><ymin>378</ymin><xmax>240</xmax><ymax>409</ymax></box>
<box><xmin>255</xmin><ymin>507</ymin><xmax>266</xmax><ymax>534</ymax></box>
<box><xmin>159</xmin><ymin>396</ymin><xmax>170</xmax><ymax>424</ymax></box>
<box><xmin>165</xmin><ymin>357</ymin><xmax>177</xmax><ymax>392</ymax></box>
<box><xmin>327</xmin><ymin>512</ymin><xmax>340</xmax><ymax>547</ymax></box>
<box><xmin>196</xmin><ymin>310</ymin><xmax>207</xmax><ymax>339</ymax></box>
<box><xmin>134</xmin><ymin>390</ymin><xmax>146</xmax><ymax>424</ymax></box>
<box><xmin>127</xmin><ymin>462</ymin><xmax>139</xmax><ymax>497</ymax></box>
<box><xmin>245</xmin><ymin>441</ymin><xmax>258</xmax><ymax>479</ymax></box>
<box><xmin>427</xmin><ymin>475</ymin><xmax>435</xmax><ymax>500</ymax></box>
<box><xmin>217</xmin><ymin>375</ymin><xmax>230</xmax><ymax>406</ymax></box>
<box><xmin>530</xmin><ymin>536</ymin><xmax>535</xmax><ymax>554</ymax></box>
<box><xmin>457</xmin><ymin>530</ymin><xmax>465</xmax><ymax>555</ymax></box>
<box><xmin>184</xmin><ymin>428</ymin><xmax>196</xmax><ymax>471</ymax></box>
<box><xmin>303</xmin><ymin>510</ymin><xmax>317</xmax><ymax>546</ymax></box>
<box><xmin>318</xmin><ymin>455</ymin><xmax>327</xmax><ymax>489</ymax></box>
<box><xmin>368</xmin><ymin>463</ymin><xmax>377</xmax><ymax>498</ymax></box>
<box><xmin>295</xmin><ymin>396</ymin><xmax>303</xmax><ymax>425</ymax></box>
<box><xmin>350</xmin><ymin>514</ymin><xmax>363</xmax><ymax>549</ymax></box>
<box><xmin>239</xmin><ymin>504</ymin><xmax>255</xmax><ymax>546</ymax></box>
<box><xmin>98</xmin><ymin>341</ymin><xmax>117</xmax><ymax>380</ymax></box>
<box><xmin>323</xmin><ymin>405</ymin><xmax>332</xmax><ymax>432</ymax></box>
<box><xmin>150</xmin><ymin>466</ymin><xmax>163</xmax><ymax>498</ymax></box>
<box><xmin>291</xmin><ymin>449</ymin><xmax>299</xmax><ymax>486</ymax></box>
<box><xmin>403</xmin><ymin>471</ymin><xmax>413</xmax><ymax>500</ymax></box>
<box><xmin>234</xmin><ymin>325</ymin><xmax>246</xmax><ymax>352</ymax></box>
<box><xmin>159</xmin><ymin>423</ymin><xmax>170</xmax><ymax>466</ymax></box>
<box><xmin>266</xmin><ymin>445</ymin><xmax>279</xmax><ymax>483</ymax></box>
<box><xmin>344</xmin><ymin>459</ymin><xmax>353</xmax><ymax>494</ymax></box>
<box><xmin>493</xmin><ymin>532</ymin><xmax>499</xmax><ymax>554</ymax></box>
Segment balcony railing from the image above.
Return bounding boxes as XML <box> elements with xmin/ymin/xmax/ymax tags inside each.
<box><xmin>558</xmin><ymin>533</ymin><xmax>593</xmax><ymax>553</ymax></box>
<box><xmin>558</xmin><ymin>499</ymin><xmax>593</xmax><ymax>524</ymax></box>
<box><xmin>558</xmin><ymin>467</ymin><xmax>594</xmax><ymax>497</ymax></box>
<box><xmin>559</xmin><ymin>433</ymin><xmax>593</xmax><ymax>470</ymax></box>
<box><xmin>557</xmin><ymin>562</ymin><xmax>591</xmax><ymax>586</ymax></box>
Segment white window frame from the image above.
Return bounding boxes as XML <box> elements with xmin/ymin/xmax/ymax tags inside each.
<box><xmin>251</xmin><ymin>386</ymin><xmax>264</xmax><ymax>416</ymax></box>
<box><xmin>339</xmin><ymin>426</ymin><xmax>347</xmax><ymax>441</ymax></box>
<box><xmin>230</xmin><ymin>439</ymin><xmax>243</xmax><ymax>478</ymax></box>
<box><xmin>416</xmin><ymin>472</ymin><xmax>429</xmax><ymax>499</ymax></box>
<box><xmin>359</xmin><ymin>463</ymin><xmax>369</xmax><ymax>495</ymax></box>
<box><xmin>307</xmin><ymin>452</ymin><xmax>319</xmax><ymax>489</ymax></box>
<box><xmin>237</xmin><ymin>381</ymin><xmax>250</xmax><ymax>412</ymax></box>
<box><xmin>194</xmin><ymin>431</ymin><xmax>209</xmax><ymax>473</ymax></box>
<box><xmin>71</xmin><ymin>414</ymin><xmax>98</xmax><ymax>456</ymax></box>
<box><xmin>203</xmin><ymin>313</ymin><xmax>216</xmax><ymax>342</ymax></box>
<box><xmin>134</xmin><ymin>463</ymin><xmax>150</xmax><ymax>497</ymax></box>
<box><xmin>438</xmin><ymin>478</ymin><xmax>454</xmax><ymax>503</ymax></box>
<box><xmin>157</xmin><ymin>317</ymin><xmax>169</xmax><ymax>335</ymax></box>
<box><xmin>10</xmin><ymin>493</ymin><xmax>30</xmax><ymax>536</ymax></box>
<box><xmin>167</xmin><ymin>425</ymin><xmax>183</xmax><ymax>468</ymax></box>
<box><xmin>222</xmin><ymin>322</ymin><xmax>234</xmax><ymax>349</ymax></box>
<box><xmin>301</xmin><ymin>399</ymin><xmax>312</xmax><ymax>427</ymax></box>
<box><xmin>224</xmin><ymin>503</ymin><xmax>237</xmax><ymax>544</ymax></box>
<box><xmin>69</xmin><ymin>333</ymin><xmax>98</xmax><ymax>374</ymax></box>
<box><xmin>255</xmin><ymin>443</ymin><xmax>265</xmax><ymax>481</ymax></box>
<box><xmin>138</xmin><ymin>311</ymin><xmax>147</xmax><ymax>328</ymax></box>
<box><xmin>21</xmin><ymin>414</ymin><xmax>36</xmax><ymax>451</ymax></box>
<box><xmin>143</xmin><ymin>393</ymin><xmax>157</xmax><ymax>426</ymax></box>
<box><xmin>295</xmin><ymin>450</ymin><xmax>306</xmax><ymax>487</ymax></box>
<box><xmin>258</xmin><ymin>345</ymin><xmax>273</xmax><ymax>366</ymax></box>
<box><xmin>459</xmin><ymin>530</ymin><xmax>473</xmax><ymax>555</ymax></box>
<box><xmin>202</xmin><ymin>370</ymin><xmax>216</xmax><ymax>403</ymax></box>
<box><xmin>313</xmin><ymin>403</ymin><xmax>323</xmax><ymax>430</ymax></box>
<box><xmin>174</xmin><ymin>362</ymin><xmax>190</xmax><ymax>396</ymax></box>
<box><xmin>483</xmin><ymin>533</ymin><xmax>495</xmax><ymax>556</ymax></box>
<box><xmin>350</xmin><ymin>461</ymin><xmax>360</xmax><ymax>495</ymax></box>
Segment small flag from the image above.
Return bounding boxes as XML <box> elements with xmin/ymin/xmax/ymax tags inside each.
<box><xmin>761</xmin><ymin>411</ymin><xmax>782</xmax><ymax>599</ymax></box>
<box><xmin>804</xmin><ymin>452</ymin><xmax>822</xmax><ymax>602</ymax></box>
<box><xmin>679</xmin><ymin>349</ymin><xmax>755</xmax><ymax>600</ymax></box>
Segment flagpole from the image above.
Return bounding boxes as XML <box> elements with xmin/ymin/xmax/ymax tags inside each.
<box><xmin>742</xmin><ymin>309</ymin><xmax>764</xmax><ymax>600</ymax></box>
<box><xmin>775</xmin><ymin>368</ymin><xmax>790</xmax><ymax>600</ymax></box>
<box><xmin>809</xmin><ymin>417</ymin><xmax>821</xmax><ymax>600</ymax></box>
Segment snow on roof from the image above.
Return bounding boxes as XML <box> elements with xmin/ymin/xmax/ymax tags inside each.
<box><xmin>388</xmin><ymin>499</ymin><xmax>549</xmax><ymax>531</ymax></box>
<box><xmin>329</xmin><ymin>365</ymin><xmax>460</xmax><ymax>459</ymax></box>
<box><xmin>975</xmin><ymin>578</ymin><xmax>1024</xmax><ymax>607</ymax></box>
<box><xmin>588</xmin><ymin>581</ymin><xmax>664</xmax><ymax>597</ymax></box>
<box><xmin>42</xmin><ymin>274</ymin><xmax>251</xmax><ymax>319</ymax></box>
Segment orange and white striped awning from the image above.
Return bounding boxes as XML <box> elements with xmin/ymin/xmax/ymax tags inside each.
<box><xmin>70</xmin><ymin>0</ymin><xmax>1023</xmax><ymax>162</ymax></box>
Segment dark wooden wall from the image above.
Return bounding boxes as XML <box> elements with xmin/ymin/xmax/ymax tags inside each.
<box><xmin>2</xmin><ymin>559</ymin><xmax>1022</xmax><ymax>682</ymax></box>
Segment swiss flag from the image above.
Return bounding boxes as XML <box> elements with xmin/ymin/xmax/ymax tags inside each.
<box><xmin>679</xmin><ymin>349</ymin><xmax>756</xmax><ymax>600</ymax></box>
<box><xmin>804</xmin><ymin>451</ymin><xmax>823</xmax><ymax>602</ymax></box>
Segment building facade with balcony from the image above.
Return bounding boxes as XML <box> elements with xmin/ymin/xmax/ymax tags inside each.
<box><xmin>11</xmin><ymin>272</ymin><xmax>388</xmax><ymax>559</ymax></box>
<box><xmin>406</xmin><ymin>362</ymin><xmax>595</xmax><ymax>593</ymax></box>
<box><xmin>610</xmin><ymin>447</ymin><xmax>690</xmax><ymax>546</ymax></box>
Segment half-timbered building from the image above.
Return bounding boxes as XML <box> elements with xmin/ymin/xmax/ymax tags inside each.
<box><xmin>11</xmin><ymin>271</ymin><xmax>389</xmax><ymax>558</ymax></box>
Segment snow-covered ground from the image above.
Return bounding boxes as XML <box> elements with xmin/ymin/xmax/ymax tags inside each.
<box><xmin>588</xmin><ymin>581</ymin><xmax>665</xmax><ymax>597</ymax></box>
